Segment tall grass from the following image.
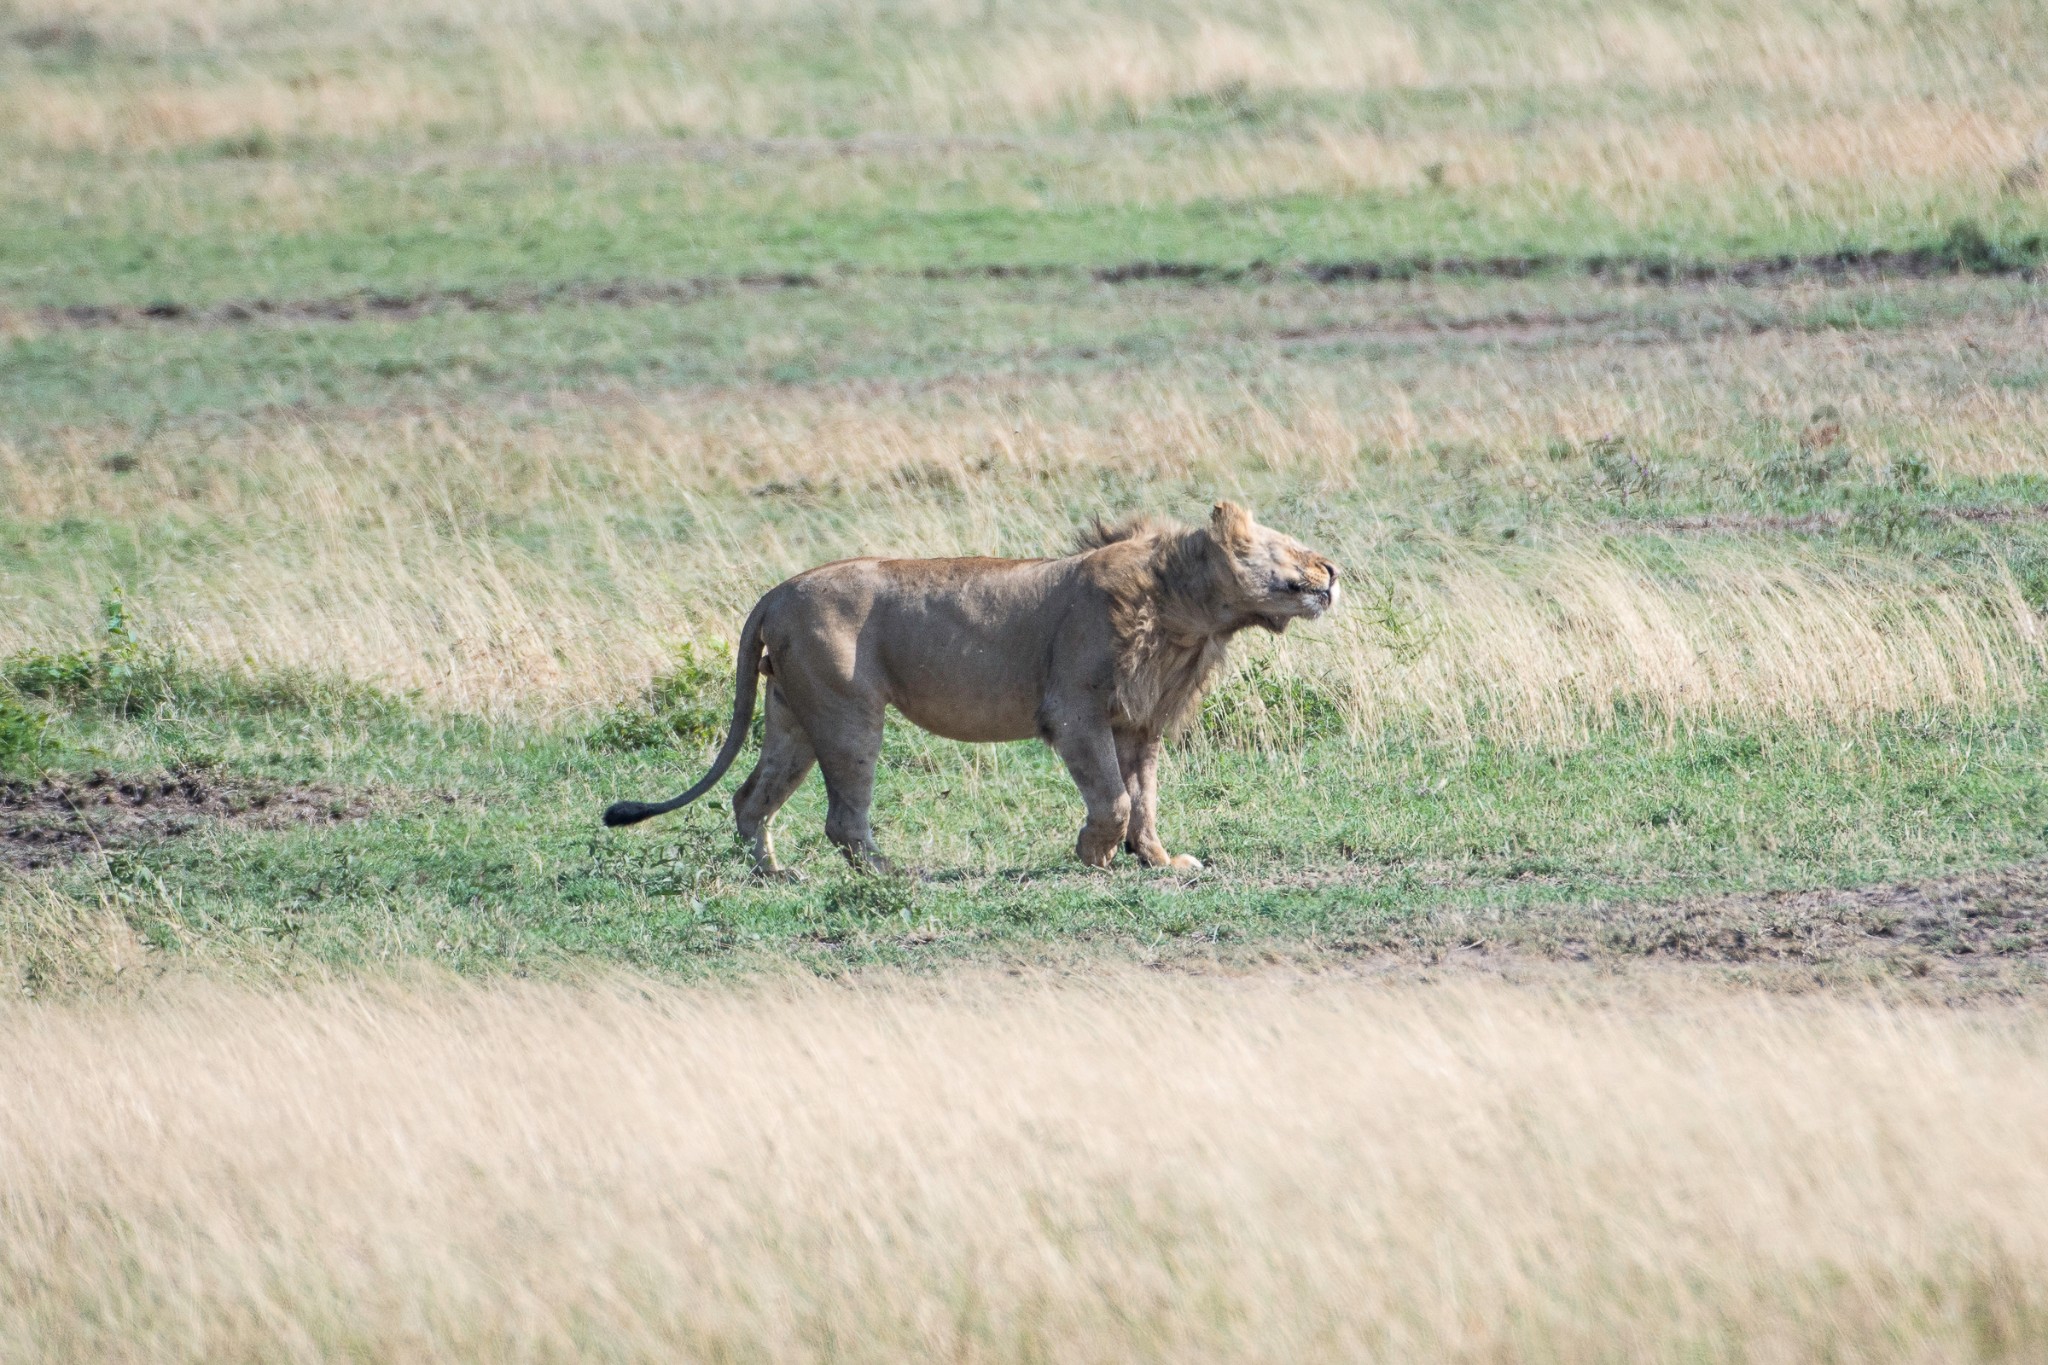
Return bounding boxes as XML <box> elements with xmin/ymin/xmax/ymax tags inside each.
<box><xmin>5</xmin><ymin>12</ymin><xmax>2041</xmax><ymax>252</ymax></box>
<box><xmin>7</xmin><ymin>0</ymin><xmax>2043</xmax><ymax>146</ymax></box>
<box><xmin>4</xmin><ymin>328</ymin><xmax>2043</xmax><ymax>740</ymax></box>
<box><xmin>4</xmin><ymin>972</ymin><xmax>2047</xmax><ymax>1361</ymax></box>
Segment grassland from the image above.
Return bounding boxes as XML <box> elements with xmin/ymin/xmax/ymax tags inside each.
<box><xmin>4</xmin><ymin>0</ymin><xmax>2048</xmax><ymax>980</ymax></box>
<box><xmin>4</xmin><ymin>0</ymin><xmax>2048</xmax><ymax>1357</ymax></box>
<box><xmin>8</xmin><ymin>270</ymin><xmax>2048</xmax><ymax>989</ymax></box>
<box><xmin>10</xmin><ymin>973</ymin><xmax>2048</xmax><ymax>1361</ymax></box>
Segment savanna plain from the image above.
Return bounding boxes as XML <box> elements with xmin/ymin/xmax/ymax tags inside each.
<box><xmin>5</xmin><ymin>0</ymin><xmax>2048</xmax><ymax>1358</ymax></box>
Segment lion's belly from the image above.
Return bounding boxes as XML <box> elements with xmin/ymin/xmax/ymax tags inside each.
<box><xmin>843</xmin><ymin>560</ymin><xmax>1064</xmax><ymax>743</ymax></box>
<box><xmin>885</xmin><ymin>655</ymin><xmax>1044</xmax><ymax>743</ymax></box>
<box><xmin>874</xmin><ymin>625</ymin><xmax>1049</xmax><ymax>744</ymax></box>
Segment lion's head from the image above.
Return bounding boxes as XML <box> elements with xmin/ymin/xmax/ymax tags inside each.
<box><xmin>1079</xmin><ymin>501</ymin><xmax>1340</xmax><ymax>637</ymax></box>
<box><xmin>1204</xmin><ymin>501</ymin><xmax>1340</xmax><ymax>634</ymax></box>
<box><xmin>1075</xmin><ymin>500</ymin><xmax>1339</xmax><ymax>738</ymax></box>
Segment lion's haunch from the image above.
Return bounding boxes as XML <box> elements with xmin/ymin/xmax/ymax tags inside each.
<box><xmin>601</xmin><ymin>502</ymin><xmax>1338</xmax><ymax>876</ymax></box>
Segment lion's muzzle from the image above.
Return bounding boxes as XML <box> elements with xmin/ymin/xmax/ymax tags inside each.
<box><xmin>1308</xmin><ymin>561</ymin><xmax>1339</xmax><ymax>616</ymax></box>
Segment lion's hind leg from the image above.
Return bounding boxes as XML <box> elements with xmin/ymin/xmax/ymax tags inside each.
<box><xmin>733</xmin><ymin>688</ymin><xmax>816</xmax><ymax>879</ymax></box>
<box><xmin>810</xmin><ymin>706</ymin><xmax>897</xmax><ymax>875</ymax></box>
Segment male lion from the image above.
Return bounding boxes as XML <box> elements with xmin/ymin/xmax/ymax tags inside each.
<box><xmin>603</xmin><ymin>501</ymin><xmax>1338</xmax><ymax>875</ymax></box>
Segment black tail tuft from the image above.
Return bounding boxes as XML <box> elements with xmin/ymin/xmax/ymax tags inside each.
<box><xmin>602</xmin><ymin>801</ymin><xmax>662</xmax><ymax>828</ymax></box>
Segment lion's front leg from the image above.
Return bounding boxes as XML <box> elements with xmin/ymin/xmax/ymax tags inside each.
<box><xmin>1048</xmin><ymin>722</ymin><xmax>1130</xmax><ymax>868</ymax></box>
<box><xmin>1117</xmin><ymin>731</ymin><xmax>1156</xmax><ymax>862</ymax></box>
<box><xmin>1120</xmin><ymin>734</ymin><xmax>1201</xmax><ymax>872</ymax></box>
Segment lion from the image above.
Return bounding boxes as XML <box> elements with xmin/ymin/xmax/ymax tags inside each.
<box><xmin>602</xmin><ymin>501</ymin><xmax>1339</xmax><ymax>875</ymax></box>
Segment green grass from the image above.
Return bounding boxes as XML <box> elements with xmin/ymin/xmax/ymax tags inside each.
<box><xmin>7</xmin><ymin>640</ymin><xmax>2046</xmax><ymax>982</ymax></box>
<box><xmin>6</xmin><ymin>267</ymin><xmax>2043</xmax><ymax>431</ymax></box>
<box><xmin>7</xmin><ymin>159</ymin><xmax>2042</xmax><ymax>314</ymax></box>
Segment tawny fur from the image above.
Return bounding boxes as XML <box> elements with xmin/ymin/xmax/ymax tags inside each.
<box><xmin>1079</xmin><ymin>519</ymin><xmax>1237</xmax><ymax>735</ymax></box>
<box><xmin>604</xmin><ymin>502</ymin><xmax>1338</xmax><ymax>875</ymax></box>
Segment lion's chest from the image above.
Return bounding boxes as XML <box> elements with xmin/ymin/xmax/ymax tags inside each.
<box><xmin>1115</xmin><ymin>637</ymin><xmax>1226</xmax><ymax>733</ymax></box>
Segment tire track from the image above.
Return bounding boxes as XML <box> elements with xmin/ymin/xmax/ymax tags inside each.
<box><xmin>17</xmin><ymin>243</ymin><xmax>2040</xmax><ymax>335</ymax></box>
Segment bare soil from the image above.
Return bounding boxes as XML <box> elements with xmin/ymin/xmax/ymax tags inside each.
<box><xmin>0</xmin><ymin>769</ymin><xmax>371</xmax><ymax>870</ymax></box>
<box><xmin>1568</xmin><ymin>863</ymin><xmax>2048</xmax><ymax>968</ymax></box>
<box><xmin>22</xmin><ymin>246</ymin><xmax>2034</xmax><ymax>333</ymax></box>
<box><xmin>1165</xmin><ymin>861</ymin><xmax>2048</xmax><ymax>995</ymax></box>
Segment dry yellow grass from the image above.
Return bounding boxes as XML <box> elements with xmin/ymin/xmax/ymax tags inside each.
<box><xmin>10</xmin><ymin>92</ymin><xmax>2041</xmax><ymax>240</ymax></box>
<box><xmin>4</xmin><ymin>971</ymin><xmax>2047</xmax><ymax>1361</ymax></box>
<box><xmin>5</xmin><ymin>0</ymin><xmax>2044</xmax><ymax>176</ymax></box>
<box><xmin>4</xmin><ymin>312</ymin><xmax>2044</xmax><ymax>740</ymax></box>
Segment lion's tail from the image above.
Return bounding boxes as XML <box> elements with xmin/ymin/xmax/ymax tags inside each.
<box><xmin>602</xmin><ymin>597</ymin><xmax>770</xmax><ymax>828</ymax></box>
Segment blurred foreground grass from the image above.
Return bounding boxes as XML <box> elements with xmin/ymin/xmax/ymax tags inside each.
<box><xmin>7</xmin><ymin>971</ymin><xmax>2048</xmax><ymax>1360</ymax></box>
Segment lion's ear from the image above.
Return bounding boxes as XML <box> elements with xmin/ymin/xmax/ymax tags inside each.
<box><xmin>1209</xmin><ymin>501</ymin><xmax>1254</xmax><ymax>553</ymax></box>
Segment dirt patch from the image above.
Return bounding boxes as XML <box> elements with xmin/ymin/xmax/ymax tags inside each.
<box><xmin>24</xmin><ymin>244</ymin><xmax>2039</xmax><ymax>335</ymax></box>
<box><xmin>399</xmin><ymin>132</ymin><xmax>1036</xmax><ymax>172</ymax></box>
<box><xmin>1268</xmin><ymin>307</ymin><xmax>1710</xmax><ymax>350</ymax></box>
<box><xmin>1295</xmin><ymin>244</ymin><xmax>2042</xmax><ymax>287</ymax></box>
<box><xmin>1094</xmin><ymin>244</ymin><xmax>2043</xmax><ymax>287</ymax></box>
<box><xmin>1225</xmin><ymin>859</ymin><xmax>2048</xmax><ymax>995</ymax></box>
<box><xmin>0</xmin><ymin>769</ymin><xmax>371</xmax><ymax>870</ymax></box>
<box><xmin>1582</xmin><ymin>862</ymin><xmax>2048</xmax><ymax>970</ymax></box>
<box><xmin>30</xmin><ymin>274</ymin><xmax>819</xmax><ymax>331</ymax></box>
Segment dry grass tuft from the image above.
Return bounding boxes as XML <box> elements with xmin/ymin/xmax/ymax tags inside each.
<box><xmin>5</xmin><ymin>318</ymin><xmax>2044</xmax><ymax>739</ymax></box>
<box><xmin>4</xmin><ymin>972</ymin><xmax>2048</xmax><ymax>1360</ymax></box>
<box><xmin>0</xmin><ymin>877</ymin><xmax>151</xmax><ymax>998</ymax></box>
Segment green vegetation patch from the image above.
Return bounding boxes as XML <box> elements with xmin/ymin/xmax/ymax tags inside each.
<box><xmin>8</xmin><ymin>653</ymin><xmax>2046</xmax><ymax>988</ymax></box>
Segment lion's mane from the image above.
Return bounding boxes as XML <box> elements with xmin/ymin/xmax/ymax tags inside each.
<box><xmin>1075</xmin><ymin>515</ymin><xmax>1236</xmax><ymax>735</ymax></box>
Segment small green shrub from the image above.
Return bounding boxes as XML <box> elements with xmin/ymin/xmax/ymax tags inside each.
<box><xmin>1889</xmin><ymin>452</ymin><xmax>1932</xmax><ymax>491</ymax></box>
<box><xmin>0</xmin><ymin>695</ymin><xmax>49</xmax><ymax>772</ymax></box>
<box><xmin>1843</xmin><ymin>494</ymin><xmax>1918</xmax><ymax>548</ymax></box>
<box><xmin>1</xmin><ymin>649</ymin><xmax>98</xmax><ymax>700</ymax></box>
<box><xmin>212</xmin><ymin>129</ymin><xmax>277</xmax><ymax>160</ymax></box>
<box><xmin>1167</xmin><ymin>79</ymin><xmax>1274</xmax><ymax>128</ymax></box>
<box><xmin>4</xmin><ymin>595</ymin><xmax>395</xmax><ymax>725</ymax></box>
<box><xmin>1938</xmin><ymin>218</ymin><xmax>2006</xmax><ymax>272</ymax></box>
<box><xmin>1</xmin><ymin>591</ymin><xmax>177</xmax><ymax>717</ymax></box>
<box><xmin>1812</xmin><ymin>297</ymin><xmax>1909</xmax><ymax>331</ymax></box>
<box><xmin>1759</xmin><ymin>443</ymin><xmax>1852</xmax><ymax>492</ymax></box>
<box><xmin>1201</xmin><ymin>653</ymin><xmax>1347</xmax><ymax>749</ymax></box>
<box><xmin>2009</xmin><ymin>547</ymin><xmax>2048</xmax><ymax>612</ymax></box>
<box><xmin>1586</xmin><ymin>437</ymin><xmax>1661</xmax><ymax>498</ymax></box>
<box><xmin>822</xmin><ymin>872</ymin><xmax>919</xmax><ymax>919</ymax></box>
<box><xmin>589</xmin><ymin>642</ymin><xmax>735</xmax><ymax>752</ymax></box>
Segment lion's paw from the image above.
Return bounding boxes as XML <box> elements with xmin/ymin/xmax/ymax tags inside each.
<box><xmin>1167</xmin><ymin>854</ymin><xmax>1203</xmax><ymax>872</ymax></box>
